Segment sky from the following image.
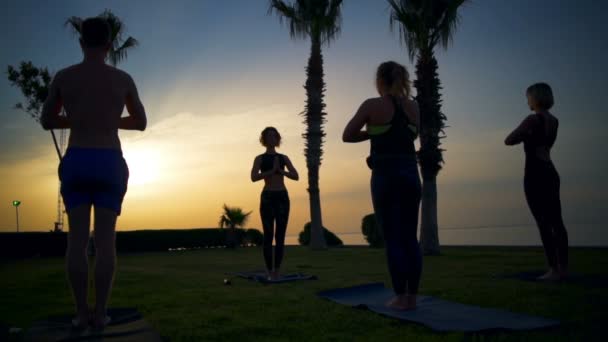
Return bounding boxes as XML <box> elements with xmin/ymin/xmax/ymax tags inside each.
<box><xmin>1</xmin><ymin>0</ymin><xmax>607</xmax><ymax>246</ymax></box>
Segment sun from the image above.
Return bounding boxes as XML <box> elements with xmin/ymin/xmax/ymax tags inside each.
<box><xmin>122</xmin><ymin>147</ymin><xmax>162</xmax><ymax>187</ymax></box>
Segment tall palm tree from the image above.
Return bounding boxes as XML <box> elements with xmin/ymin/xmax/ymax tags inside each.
<box><xmin>219</xmin><ymin>204</ymin><xmax>252</xmax><ymax>248</ymax></box>
<box><xmin>388</xmin><ymin>0</ymin><xmax>469</xmax><ymax>255</ymax></box>
<box><xmin>269</xmin><ymin>0</ymin><xmax>343</xmax><ymax>250</ymax></box>
<box><xmin>65</xmin><ymin>9</ymin><xmax>139</xmax><ymax>66</ymax></box>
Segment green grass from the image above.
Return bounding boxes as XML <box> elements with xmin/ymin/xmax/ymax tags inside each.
<box><xmin>1</xmin><ymin>246</ymin><xmax>607</xmax><ymax>341</ymax></box>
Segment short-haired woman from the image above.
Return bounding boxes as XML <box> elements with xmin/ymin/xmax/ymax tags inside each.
<box><xmin>505</xmin><ymin>83</ymin><xmax>568</xmax><ymax>281</ymax></box>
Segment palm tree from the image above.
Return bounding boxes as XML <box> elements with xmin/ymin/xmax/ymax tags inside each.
<box><xmin>219</xmin><ymin>204</ymin><xmax>252</xmax><ymax>248</ymax></box>
<box><xmin>387</xmin><ymin>0</ymin><xmax>469</xmax><ymax>255</ymax></box>
<box><xmin>65</xmin><ymin>9</ymin><xmax>139</xmax><ymax>66</ymax></box>
<box><xmin>268</xmin><ymin>0</ymin><xmax>343</xmax><ymax>250</ymax></box>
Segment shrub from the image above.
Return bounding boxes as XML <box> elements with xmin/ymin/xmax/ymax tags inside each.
<box><xmin>298</xmin><ymin>222</ymin><xmax>343</xmax><ymax>247</ymax></box>
<box><xmin>361</xmin><ymin>213</ymin><xmax>384</xmax><ymax>248</ymax></box>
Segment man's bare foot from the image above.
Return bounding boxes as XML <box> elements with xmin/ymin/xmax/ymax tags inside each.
<box><xmin>386</xmin><ymin>295</ymin><xmax>414</xmax><ymax>311</ymax></box>
<box><xmin>271</xmin><ymin>270</ymin><xmax>280</xmax><ymax>281</ymax></box>
<box><xmin>536</xmin><ymin>269</ymin><xmax>560</xmax><ymax>281</ymax></box>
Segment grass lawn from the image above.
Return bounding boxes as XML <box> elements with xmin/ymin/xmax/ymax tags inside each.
<box><xmin>1</xmin><ymin>246</ymin><xmax>607</xmax><ymax>341</ymax></box>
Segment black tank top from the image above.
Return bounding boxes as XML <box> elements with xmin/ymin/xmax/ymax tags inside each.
<box><xmin>524</xmin><ymin>114</ymin><xmax>557</xmax><ymax>159</ymax></box>
<box><xmin>369</xmin><ymin>96</ymin><xmax>417</xmax><ymax>158</ymax></box>
<box><xmin>260</xmin><ymin>153</ymin><xmax>286</xmax><ymax>172</ymax></box>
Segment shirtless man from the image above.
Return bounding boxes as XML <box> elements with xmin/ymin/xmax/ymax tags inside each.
<box><xmin>41</xmin><ymin>17</ymin><xmax>146</xmax><ymax>329</ymax></box>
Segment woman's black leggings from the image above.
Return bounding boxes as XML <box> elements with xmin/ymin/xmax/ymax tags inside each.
<box><xmin>260</xmin><ymin>190</ymin><xmax>290</xmax><ymax>271</ymax></box>
<box><xmin>370</xmin><ymin>159</ymin><xmax>422</xmax><ymax>295</ymax></box>
<box><xmin>524</xmin><ymin>160</ymin><xmax>569</xmax><ymax>269</ymax></box>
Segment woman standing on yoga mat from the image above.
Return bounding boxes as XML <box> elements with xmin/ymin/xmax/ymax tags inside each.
<box><xmin>251</xmin><ymin>127</ymin><xmax>299</xmax><ymax>280</ymax></box>
<box><xmin>342</xmin><ymin>61</ymin><xmax>421</xmax><ymax>310</ymax></box>
<box><xmin>505</xmin><ymin>83</ymin><xmax>568</xmax><ymax>281</ymax></box>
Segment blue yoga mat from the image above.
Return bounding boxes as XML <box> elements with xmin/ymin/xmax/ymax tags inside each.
<box><xmin>231</xmin><ymin>271</ymin><xmax>317</xmax><ymax>284</ymax></box>
<box><xmin>318</xmin><ymin>283</ymin><xmax>559</xmax><ymax>332</ymax></box>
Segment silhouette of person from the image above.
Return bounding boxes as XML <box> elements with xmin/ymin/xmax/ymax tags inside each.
<box><xmin>505</xmin><ymin>82</ymin><xmax>568</xmax><ymax>281</ymax></box>
<box><xmin>41</xmin><ymin>17</ymin><xmax>147</xmax><ymax>329</ymax></box>
<box><xmin>250</xmin><ymin>127</ymin><xmax>299</xmax><ymax>280</ymax></box>
<box><xmin>343</xmin><ymin>61</ymin><xmax>421</xmax><ymax>310</ymax></box>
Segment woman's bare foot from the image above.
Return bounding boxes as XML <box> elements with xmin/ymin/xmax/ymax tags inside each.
<box><xmin>71</xmin><ymin>316</ymin><xmax>88</xmax><ymax>330</ymax></box>
<box><xmin>71</xmin><ymin>308</ymin><xmax>89</xmax><ymax>330</ymax></box>
<box><xmin>407</xmin><ymin>294</ymin><xmax>417</xmax><ymax>310</ymax></box>
<box><xmin>557</xmin><ymin>266</ymin><xmax>568</xmax><ymax>279</ymax></box>
<box><xmin>386</xmin><ymin>295</ymin><xmax>414</xmax><ymax>311</ymax></box>
<box><xmin>536</xmin><ymin>269</ymin><xmax>560</xmax><ymax>281</ymax></box>
<box><xmin>91</xmin><ymin>315</ymin><xmax>110</xmax><ymax>330</ymax></box>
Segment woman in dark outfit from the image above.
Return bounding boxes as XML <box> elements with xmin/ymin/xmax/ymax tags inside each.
<box><xmin>251</xmin><ymin>127</ymin><xmax>299</xmax><ymax>280</ymax></box>
<box><xmin>505</xmin><ymin>83</ymin><xmax>568</xmax><ymax>281</ymax></box>
<box><xmin>343</xmin><ymin>61</ymin><xmax>421</xmax><ymax>310</ymax></box>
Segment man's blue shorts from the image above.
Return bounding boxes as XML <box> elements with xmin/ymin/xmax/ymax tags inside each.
<box><xmin>59</xmin><ymin>147</ymin><xmax>129</xmax><ymax>215</ymax></box>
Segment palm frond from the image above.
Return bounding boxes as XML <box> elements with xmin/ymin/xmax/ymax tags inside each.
<box><xmin>108</xmin><ymin>36</ymin><xmax>139</xmax><ymax>66</ymax></box>
<box><xmin>269</xmin><ymin>0</ymin><xmax>309</xmax><ymax>41</ymax></box>
<box><xmin>431</xmin><ymin>0</ymin><xmax>469</xmax><ymax>49</ymax></box>
<box><xmin>64</xmin><ymin>16</ymin><xmax>83</xmax><ymax>35</ymax></box>
<box><xmin>388</xmin><ymin>0</ymin><xmax>422</xmax><ymax>61</ymax></box>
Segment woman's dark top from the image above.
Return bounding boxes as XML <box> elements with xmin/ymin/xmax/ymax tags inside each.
<box><xmin>260</xmin><ymin>153</ymin><xmax>286</xmax><ymax>173</ymax></box>
<box><xmin>368</xmin><ymin>96</ymin><xmax>417</xmax><ymax>168</ymax></box>
<box><xmin>523</xmin><ymin>114</ymin><xmax>558</xmax><ymax>162</ymax></box>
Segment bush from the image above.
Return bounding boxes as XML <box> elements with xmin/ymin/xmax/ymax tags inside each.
<box><xmin>298</xmin><ymin>222</ymin><xmax>343</xmax><ymax>247</ymax></box>
<box><xmin>243</xmin><ymin>229</ymin><xmax>264</xmax><ymax>246</ymax></box>
<box><xmin>361</xmin><ymin>213</ymin><xmax>384</xmax><ymax>248</ymax></box>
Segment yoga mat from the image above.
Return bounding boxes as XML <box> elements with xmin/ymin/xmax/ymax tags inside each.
<box><xmin>231</xmin><ymin>270</ymin><xmax>317</xmax><ymax>284</ymax></box>
<box><xmin>496</xmin><ymin>270</ymin><xmax>608</xmax><ymax>288</ymax></box>
<box><xmin>24</xmin><ymin>307</ymin><xmax>162</xmax><ymax>342</ymax></box>
<box><xmin>318</xmin><ymin>283</ymin><xmax>559</xmax><ymax>332</ymax></box>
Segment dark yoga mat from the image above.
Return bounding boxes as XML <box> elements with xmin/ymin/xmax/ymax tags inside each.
<box><xmin>24</xmin><ymin>308</ymin><xmax>162</xmax><ymax>342</ymax></box>
<box><xmin>496</xmin><ymin>270</ymin><xmax>608</xmax><ymax>288</ymax></box>
<box><xmin>318</xmin><ymin>283</ymin><xmax>559</xmax><ymax>332</ymax></box>
<box><xmin>231</xmin><ymin>270</ymin><xmax>317</xmax><ymax>284</ymax></box>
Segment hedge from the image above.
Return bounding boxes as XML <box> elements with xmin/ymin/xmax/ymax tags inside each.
<box><xmin>0</xmin><ymin>228</ymin><xmax>264</xmax><ymax>258</ymax></box>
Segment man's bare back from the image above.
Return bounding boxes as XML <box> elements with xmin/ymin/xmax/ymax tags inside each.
<box><xmin>41</xmin><ymin>62</ymin><xmax>146</xmax><ymax>150</ymax></box>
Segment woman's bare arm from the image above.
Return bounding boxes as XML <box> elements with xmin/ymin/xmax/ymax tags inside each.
<box><xmin>280</xmin><ymin>155</ymin><xmax>299</xmax><ymax>181</ymax></box>
<box><xmin>343</xmin><ymin>99</ymin><xmax>372</xmax><ymax>143</ymax></box>
<box><xmin>251</xmin><ymin>155</ymin><xmax>275</xmax><ymax>182</ymax></box>
<box><xmin>505</xmin><ymin>115</ymin><xmax>536</xmax><ymax>145</ymax></box>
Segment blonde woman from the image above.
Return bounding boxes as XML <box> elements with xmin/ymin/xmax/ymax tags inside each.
<box><xmin>343</xmin><ymin>61</ymin><xmax>421</xmax><ymax>310</ymax></box>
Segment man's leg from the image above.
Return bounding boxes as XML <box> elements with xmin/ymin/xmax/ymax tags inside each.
<box><xmin>92</xmin><ymin>206</ymin><xmax>118</xmax><ymax>327</ymax></box>
<box><xmin>66</xmin><ymin>204</ymin><xmax>92</xmax><ymax>326</ymax></box>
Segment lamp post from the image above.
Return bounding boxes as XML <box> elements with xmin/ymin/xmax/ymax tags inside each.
<box><xmin>12</xmin><ymin>200</ymin><xmax>21</xmax><ymax>232</ymax></box>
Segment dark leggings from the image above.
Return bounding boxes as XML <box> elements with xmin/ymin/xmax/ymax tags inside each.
<box><xmin>524</xmin><ymin>160</ymin><xmax>568</xmax><ymax>269</ymax></box>
<box><xmin>260</xmin><ymin>190</ymin><xmax>290</xmax><ymax>271</ymax></box>
<box><xmin>371</xmin><ymin>161</ymin><xmax>422</xmax><ymax>295</ymax></box>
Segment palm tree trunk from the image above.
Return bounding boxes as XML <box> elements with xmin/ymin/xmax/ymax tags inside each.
<box><xmin>415</xmin><ymin>50</ymin><xmax>446</xmax><ymax>255</ymax></box>
<box><xmin>304</xmin><ymin>35</ymin><xmax>327</xmax><ymax>250</ymax></box>
<box><xmin>420</xmin><ymin>175</ymin><xmax>440</xmax><ymax>254</ymax></box>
